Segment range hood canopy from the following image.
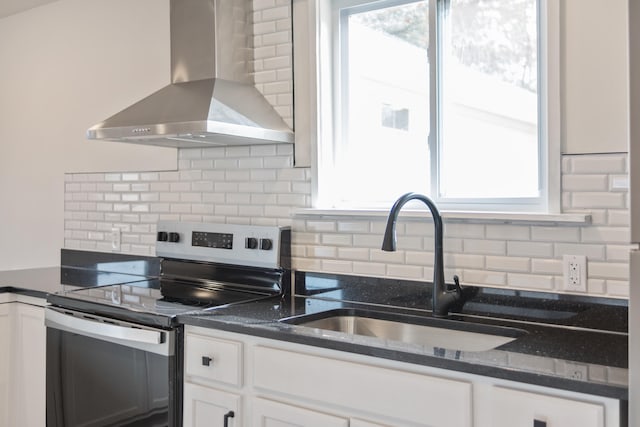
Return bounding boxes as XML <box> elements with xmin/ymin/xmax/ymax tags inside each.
<box><xmin>87</xmin><ymin>0</ymin><xmax>293</xmax><ymax>147</ymax></box>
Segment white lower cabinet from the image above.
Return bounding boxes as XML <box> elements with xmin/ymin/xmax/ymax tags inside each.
<box><xmin>183</xmin><ymin>383</ymin><xmax>241</xmax><ymax>427</ymax></box>
<box><xmin>183</xmin><ymin>326</ymin><xmax>622</xmax><ymax>427</ymax></box>
<box><xmin>251</xmin><ymin>345</ymin><xmax>472</xmax><ymax>426</ymax></box>
<box><xmin>0</xmin><ymin>301</ymin><xmax>46</xmax><ymax>427</ymax></box>
<box><xmin>183</xmin><ymin>330</ymin><xmax>244</xmax><ymax>427</ymax></box>
<box><xmin>0</xmin><ymin>305</ymin><xmax>10</xmax><ymax>427</ymax></box>
<box><xmin>11</xmin><ymin>303</ymin><xmax>46</xmax><ymax>427</ymax></box>
<box><xmin>252</xmin><ymin>397</ymin><xmax>348</xmax><ymax>427</ymax></box>
<box><xmin>487</xmin><ymin>386</ymin><xmax>605</xmax><ymax>427</ymax></box>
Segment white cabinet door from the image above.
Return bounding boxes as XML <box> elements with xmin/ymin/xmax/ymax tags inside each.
<box><xmin>490</xmin><ymin>386</ymin><xmax>605</xmax><ymax>427</ymax></box>
<box><xmin>183</xmin><ymin>382</ymin><xmax>241</xmax><ymax>427</ymax></box>
<box><xmin>10</xmin><ymin>303</ymin><xmax>45</xmax><ymax>427</ymax></box>
<box><xmin>251</xmin><ymin>397</ymin><xmax>349</xmax><ymax>427</ymax></box>
<box><xmin>0</xmin><ymin>304</ymin><xmax>10</xmax><ymax>427</ymax></box>
<box><xmin>253</xmin><ymin>345</ymin><xmax>473</xmax><ymax>427</ymax></box>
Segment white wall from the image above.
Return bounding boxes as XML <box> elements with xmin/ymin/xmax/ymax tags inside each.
<box><xmin>0</xmin><ymin>0</ymin><xmax>177</xmax><ymax>269</ymax></box>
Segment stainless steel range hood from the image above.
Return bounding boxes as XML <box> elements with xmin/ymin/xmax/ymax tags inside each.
<box><xmin>87</xmin><ymin>0</ymin><xmax>293</xmax><ymax>147</ymax></box>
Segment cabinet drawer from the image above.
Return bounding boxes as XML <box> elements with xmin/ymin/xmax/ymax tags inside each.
<box><xmin>253</xmin><ymin>345</ymin><xmax>472</xmax><ymax>427</ymax></box>
<box><xmin>185</xmin><ymin>333</ymin><xmax>242</xmax><ymax>387</ymax></box>
<box><xmin>490</xmin><ymin>386</ymin><xmax>605</xmax><ymax>427</ymax></box>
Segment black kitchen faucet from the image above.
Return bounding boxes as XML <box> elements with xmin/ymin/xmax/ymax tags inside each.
<box><xmin>382</xmin><ymin>192</ymin><xmax>463</xmax><ymax>317</ymax></box>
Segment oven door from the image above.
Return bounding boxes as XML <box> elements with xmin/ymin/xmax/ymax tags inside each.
<box><xmin>45</xmin><ymin>307</ymin><xmax>180</xmax><ymax>427</ymax></box>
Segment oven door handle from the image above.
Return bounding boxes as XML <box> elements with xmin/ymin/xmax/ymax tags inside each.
<box><xmin>45</xmin><ymin>308</ymin><xmax>163</xmax><ymax>345</ymax></box>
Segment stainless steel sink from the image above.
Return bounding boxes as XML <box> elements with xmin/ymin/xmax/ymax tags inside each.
<box><xmin>281</xmin><ymin>309</ymin><xmax>526</xmax><ymax>352</ymax></box>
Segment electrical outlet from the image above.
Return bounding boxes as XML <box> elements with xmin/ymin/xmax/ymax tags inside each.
<box><xmin>564</xmin><ymin>362</ymin><xmax>588</xmax><ymax>380</ymax></box>
<box><xmin>110</xmin><ymin>228</ymin><xmax>121</xmax><ymax>251</ymax></box>
<box><xmin>563</xmin><ymin>254</ymin><xmax>587</xmax><ymax>292</ymax></box>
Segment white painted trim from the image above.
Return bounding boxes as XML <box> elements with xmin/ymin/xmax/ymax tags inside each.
<box><xmin>292</xmin><ymin>208</ymin><xmax>591</xmax><ymax>225</ymax></box>
<box><xmin>292</xmin><ymin>0</ymin><xmax>317</xmax><ymax>168</ymax></box>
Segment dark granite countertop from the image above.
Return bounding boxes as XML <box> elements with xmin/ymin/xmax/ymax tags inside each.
<box><xmin>0</xmin><ymin>253</ymin><xmax>628</xmax><ymax>401</ymax></box>
<box><xmin>0</xmin><ymin>249</ymin><xmax>160</xmax><ymax>298</ymax></box>
<box><xmin>0</xmin><ymin>266</ymin><xmax>153</xmax><ymax>299</ymax></box>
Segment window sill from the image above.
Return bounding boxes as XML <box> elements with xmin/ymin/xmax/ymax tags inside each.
<box><xmin>293</xmin><ymin>208</ymin><xmax>591</xmax><ymax>226</ymax></box>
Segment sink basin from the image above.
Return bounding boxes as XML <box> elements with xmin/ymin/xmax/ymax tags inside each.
<box><xmin>280</xmin><ymin>309</ymin><xmax>526</xmax><ymax>352</ymax></box>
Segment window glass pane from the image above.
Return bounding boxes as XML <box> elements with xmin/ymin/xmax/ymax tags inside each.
<box><xmin>335</xmin><ymin>1</ymin><xmax>430</xmax><ymax>206</ymax></box>
<box><xmin>439</xmin><ymin>0</ymin><xmax>539</xmax><ymax>199</ymax></box>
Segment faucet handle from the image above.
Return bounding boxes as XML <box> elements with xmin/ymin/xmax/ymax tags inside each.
<box><xmin>452</xmin><ymin>275</ymin><xmax>462</xmax><ymax>295</ymax></box>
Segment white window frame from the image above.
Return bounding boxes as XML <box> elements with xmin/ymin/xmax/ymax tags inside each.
<box><xmin>292</xmin><ymin>0</ymin><xmax>561</xmax><ymax>214</ymax></box>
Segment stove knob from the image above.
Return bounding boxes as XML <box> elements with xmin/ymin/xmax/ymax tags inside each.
<box><xmin>168</xmin><ymin>232</ymin><xmax>180</xmax><ymax>243</ymax></box>
<box><xmin>245</xmin><ymin>237</ymin><xmax>258</xmax><ymax>249</ymax></box>
<box><xmin>259</xmin><ymin>238</ymin><xmax>273</xmax><ymax>251</ymax></box>
<box><xmin>157</xmin><ymin>231</ymin><xmax>168</xmax><ymax>242</ymax></box>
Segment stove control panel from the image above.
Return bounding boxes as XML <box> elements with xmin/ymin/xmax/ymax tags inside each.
<box><xmin>155</xmin><ymin>221</ymin><xmax>290</xmax><ymax>269</ymax></box>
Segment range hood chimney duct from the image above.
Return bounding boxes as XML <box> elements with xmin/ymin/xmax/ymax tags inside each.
<box><xmin>87</xmin><ymin>0</ymin><xmax>293</xmax><ymax>147</ymax></box>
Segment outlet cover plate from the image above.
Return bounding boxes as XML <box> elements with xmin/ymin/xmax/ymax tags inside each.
<box><xmin>563</xmin><ymin>254</ymin><xmax>587</xmax><ymax>292</ymax></box>
<box><xmin>110</xmin><ymin>228</ymin><xmax>121</xmax><ymax>251</ymax></box>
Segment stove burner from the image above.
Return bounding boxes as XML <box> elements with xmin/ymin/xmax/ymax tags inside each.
<box><xmin>159</xmin><ymin>279</ymin><xmax>275</xmax><ymax>307</ymax></box>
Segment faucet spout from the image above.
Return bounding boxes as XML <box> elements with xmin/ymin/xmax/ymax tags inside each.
<box><xmin>381</xmin><ymin>192</ymin><xmax>461</xmax><ymax>317</ymax></box>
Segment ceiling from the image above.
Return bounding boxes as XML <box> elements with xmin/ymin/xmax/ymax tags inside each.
<box><xmin>0</xmin><ymin>0</ymin><xmax>59</xmax><ymax>19</ymax></box>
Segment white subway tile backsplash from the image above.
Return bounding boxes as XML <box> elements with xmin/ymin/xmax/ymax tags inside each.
<box><xmin>321</xmin><ymin>233</ymin><xmax>353</xmax><ymax>246</ymax></box>
<box><xmin>606</xmin><ymin>244</ymin><xmax>634</xmax><ymax>262</ymax></box>
<box><xmin>253</xmin><ymin>0</ymin><xmax>276</xmax><ymax>11</ymax></box>
<box><xmin>353</xmin><ymin>234</ymin><xmax>386</xmax><ymax>249</ymax></box>
<box><xmin>254</xmin><ymin>21</ymin><xmax>277</xmax><ymax>36</ymax></box>
<box><xmin>581</xmin><ymin>227</ymin><xmax>630</xmax><ymax>243</ymax></box>
<box><xmin>405</xmin><ymin>251</ymin><xmax>432</xmax><ymax>266</ymax></box>
<box><xmin>570</xmin><ymin>154</ymin><xmax>626</xmax><ymax>174</ymax></box>
<box><xmin>371</xmin><ymin>249</ymin><xmax>405</xmax><ymax>264</ymax></box>
<box><xmin>387</xmin><ymin>264</ymin><xmax>424</xmax><ymax>279</ymax></box>
<box><xmin>321</xmin><ymin>259</ymin><xmax>352</xmax><ymax>273</ymax></box>
<box><xmin>445</xmin><ymin>223</ymin><xmax>486</xmax><ymax>238</ymax></box>
<box><xmin>586</xmin><ymin>278</ymin><xmax>607</xmax><ymax>295</ymax></box>
<box><xmin>337</xmin><ymin>247</ymin><xmax>370</xmax><ymax>261</ymax></box>
<box><xmin>463</xmin><ymin>270</ymin><xmax>507</xmax><ymax>286</ymax></box>
<box><xmin>571</xmin><ymin>192</ymin><xmax>626</xmax><ymax>209</ymax></box>
<box><xmin>61</xmin><ymin>5</ymin><xmax>629</xmax><ymax>298</ymax></box>
<box><xmin>553</xmin><ymin>243</ymin><xmax>605</xmax><ymax>260</ymax></box>
<box><xmin>486</xmin><ymin>256</ymin><xmax>530</xmax><ymax>273</ymax></box>
<box><xmin>306</xmin><ymin>221</ymin><xmax>337</xmax><ymax>233</ymax></box>
<box><xmin>485</xmin><ymin>225</ymin><xmax>530</xmax><ymax>240</ymax></box>
<box><xmin>445</xmin><ymin>253</ymin><xmax>485</xmax><ymax>269</ymax></box>
<box><xmin>463</xmin><ymin>239</ymin><xmax>506</xmax><ymax>255</ymax></box>
<box><xmin>608</xmin><ymin>210</ymin><xmax>630</xmax><ymax>226</ymax></box>
<box><xmin>507</xmin><ymin>241</ymin><xmax>554</xmax><ymax>258</ymax></box>
<box><xmin>588</xmin><ymin>262</ymin><xmax>629</xmax><ymax>280</ymax></box>
<box><xmin>531</xmin><ymin>258</ymin><xmax>563</xmax><ymax>275</ymax></box>
<box><xmin>606</xmin><ymin>280</ymin><xmax>630</xmax><ymax>297</ymax></box>
<box><xmin>261</xmin><ymin>5</ymin><xmax>289</xmax><ymax>20</ymax></box>
<box><xmin>353</xmin><ymin>262</ymin><xmax>387</xmax><ymax>277</ymax></box>
<box><xmin>307</xmin><ymin>246</ymin><xmax>338</xmax><ymax>259</ymax></box>
<box><xmin>562</xmin><ymin>174</ymin><xmax>609</xmax><ymax>191</ymax></box>
<box><xmin>531</xmin><ymin>226</ymin><xmax>580</xmax><ymax>242</ymax></box>
<box><xmin>507</xmin><ymin>273</ymin><xmax>555</xmax><ymax>290</ymax></box>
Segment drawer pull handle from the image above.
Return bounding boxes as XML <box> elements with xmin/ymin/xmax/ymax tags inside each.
<box><xmin>533</xmin><ymin>420</ymin><xmax>546</xmax><ymax>427</ymax></box>
<box><xmin>223</xmin><ymin>410</ymin><xmax>235</xmax><ymax>427</ymax></box>
<box><xmin>201</xmin><ymin>356</ymin><xmax>213</xmax><ymax>366</ymax></box>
